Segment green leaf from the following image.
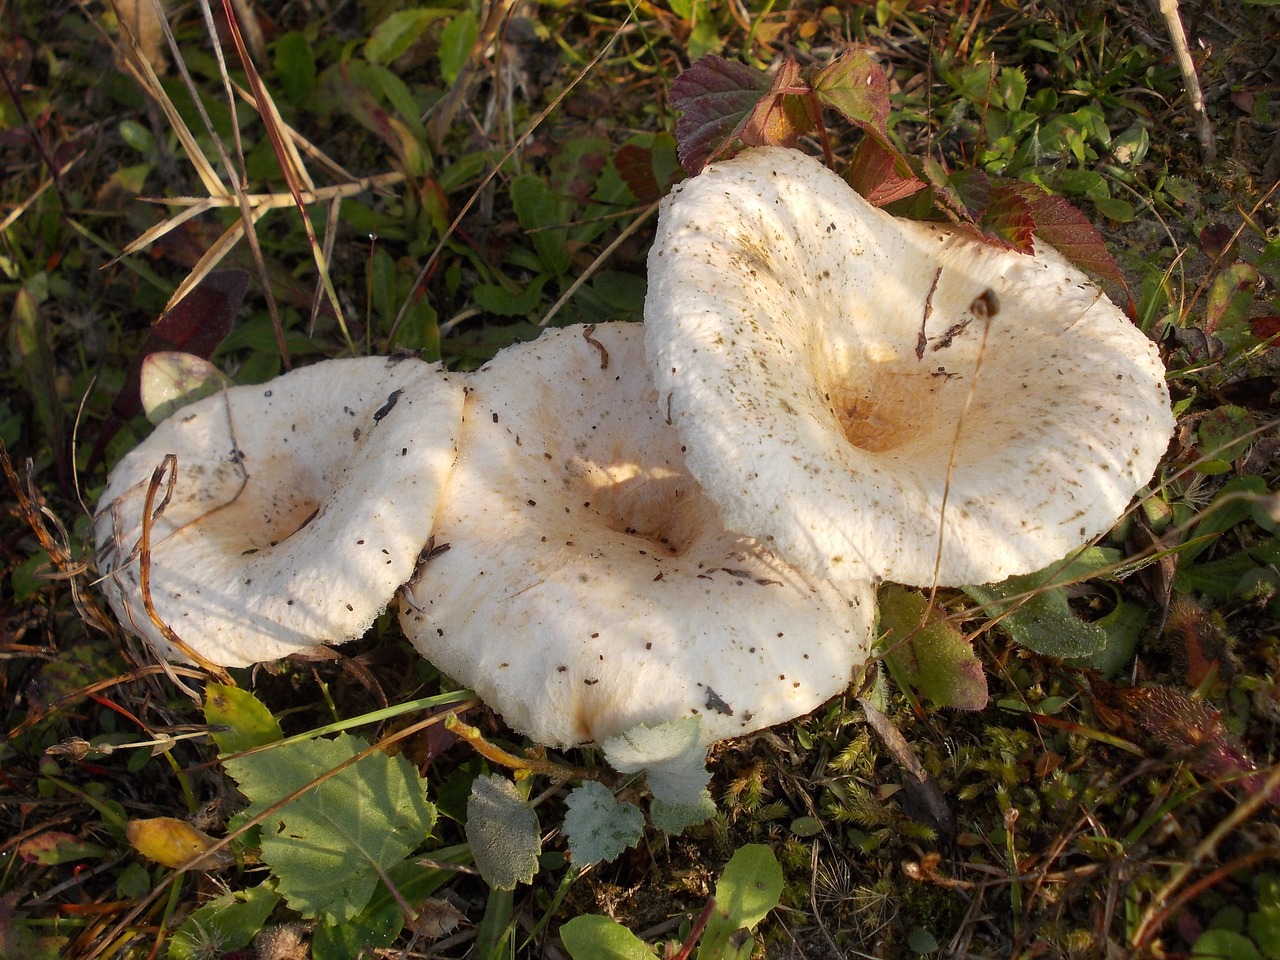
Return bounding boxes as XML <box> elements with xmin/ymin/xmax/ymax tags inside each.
<box><xmin>1175</xmin><ymin>551</ymin><xmax>1262</xmax><ymax>601</ymax></box>
<box><xmin>118</xmin><ymin>119</ymin><xmax>156</xmax><ymax>154</ymax></box>
<box><xmin>204</xmin><ymin>684</ymin><xmax>283</xmax><ymax>755</ymax></box>
<box><xmin>995</xmin><ymin>66</ymin><xmax>1027</xmax><ymax>111</ymax></box>
<box><xmin>563</xmin><ymin>782</ymin><xmax>644</xmax><ymax>867</ymax></box>
<box><xmin>311</xmin><ymin>844</ymin><xmax>471</xmax><ymax>960</ymax></box>
<box><xmin>560</xmin><ymin>915</ymin><xmax>658</xmax><ymax>960</ymax></box>
<box><xmin>879</xmin><ymin>585</ymin><xmax>987</xmax><ymax>710</ymax></box>
<box><xmin>223</xmin><ymin>734</ymin><xmax>436</xmax><ymax>924</ymax></box>
<box><xmin>717</xmin><ymin>844</ymin><xmax>783</xmax><ymax>929</ymax></box>
<box><xmin>812</xmin><ymin>49</ymin><xmax>891</xmax><ymax>138</ymax></box>
<box><xmin>167</xmin><ymin>884</ymin><xmax>280</xmax><ymax>960</ymax></box>
<box><xmin>1206</xmin><ymin>263</ymin><xmax>1258</xmax><ymax>334</ymax></box>
<box><xmin>473</xmin><ymin>274</ymin><xmax>549</xmax><ymax>317</ymax></box>
<box><xmin>511</xmin><ymin>174</ymin><xmax>572</xmax><ymax>276</ymax></box>
<box><xmin>1250</xmin><ymin>902</ymin><xmax>1280</xmax><ymax>959</ymax></box>
<box><xmin>365</xmin><ymin>8</ymin><xmax>452</xmax><ymax>66</ymax></box>
<box><xmin>1182</xmin><ymin>475</ymin><xmax>1270</xmax><ymax>563</ymax></box>
<box><xmin>466</xmin><ymin>774</ymin><xmax>540</xmax><ymax>890</ymax></box>
<box><xmin>696</xmin><ymin>845</ymin><xmax>783</xmax><ymax>960</ymax></box>
<box><xmin>273</xmin><ymin>31</ymin><xmax>316</xmax><ymax>105</ymax></box>
<box><xmin>650</xmin><ymin>791</ymin><xmax>717</xmax><ymax>835</ymax></box>
<box><xmin>438</xmin><ymin>11</ymin><xmax>478</xmax><ymax>87</ymax></box>
<box><xmin>963</xmin><ymin>554</ymin><xmax>1114</xmax><ymax>659</ymax></box>
<box><xmin>1193</xmin><ymin>929</ymin><xmax>1262</xmax><ymax>960</ymax></box>
<box><xmin>603</xmin><ymin>718</ymin><xmax>710</xmax><ymax>806</ymax></box>
<box><xmin>1071</xmin><ymin>595</ymin><xmax>1148</xmax><ymax>676</ymax></box>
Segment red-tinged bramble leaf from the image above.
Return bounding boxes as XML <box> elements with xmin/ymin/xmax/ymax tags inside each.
<box><xmin>844</xmin><ymin>135</ymin><xmax>925</xmax><ymax>207</ymax></box>
<box><xmin>670</xmin><ymin>55</ymin><xmax>769</xmax><ymax>174</ymax></box>
<box><xmin>1017</xmin><ymin>186</ymin><xmax>1129</xmax><ymax>294</ymax></box>
<box><xmin>738</xmin><ymin>58</ymin><xmax>817</xmax><ymax>152</ymax></box>
<box><xmin>614</xmin><ymin>144</ymin><xmax>664</xmax><ymax>203</ymax></box>
<box><xmin>811</xmin><ymin>49</ymin><xmax>891</xmax><ymax>139</ymax></box>
<box><xmin>1250</xmin><ymin>315</ymin><xmax>1280</xmax><ymax>340</ymax></box>
<box><xmin>1198</xmin><ymin>222</ymin><xmax>1238</xmax><ymax>262</ymax></box>
<box><xmin>920</xmin><ymin>157</ymin><xmax>972</xmax><ymax>226</ymax></box>
<box><xmin>983</xmin><ymin>183</ymin><xmax>1035</xmax><ymax>251</ymax></box>
<box><xmin>947</xmin><ymin>168</ymin><xmax>992</xmax><ymax>223</ymax></box>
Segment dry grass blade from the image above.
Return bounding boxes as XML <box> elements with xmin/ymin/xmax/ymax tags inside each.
<box><xmin>105</xmin><ymin>0</ymin><xmax>224</xmax><ymax>196</ymax></box>
<box><xmin>0</xmin><ymin>439</ymin><xmax>115</xmax><ymax>638</ymax></box>
<box><xmin>214</xmin><ymin>0</ymin><xmax>356</xmax><ymax>350</ymax></box>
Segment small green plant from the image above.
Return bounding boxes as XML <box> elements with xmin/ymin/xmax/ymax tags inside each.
<box><xmin>559</xmin><ymin>844</ymin><xmax>783</xmax><ymax>960</ymax></box>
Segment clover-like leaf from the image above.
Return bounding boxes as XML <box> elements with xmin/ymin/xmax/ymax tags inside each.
<box><xmin>224</xmin><ymin>733</ymin><xmax>436</xmax><ymax>924</ymax></box>
<box><xmin>465</xmin><ymin>774</ymin><xmax>540</xmax><ymax>891</ymax></box>
<box><xmin>563</xmin><ymin>782</ymin><xmax>644</xmax><ymax>867</ymax></box>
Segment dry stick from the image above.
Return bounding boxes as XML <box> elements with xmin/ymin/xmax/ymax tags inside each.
<box><xmin>388</xmin><ymin>8</ymin><xmax>635</xmax><ymax>344</ymax></box>
<box><xmin>1157</xmin><ymin>0</ymin><xmax>1215</xmax><ymax>164</ymax></box>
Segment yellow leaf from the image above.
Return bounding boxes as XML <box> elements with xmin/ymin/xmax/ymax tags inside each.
<box><xmin>125</xmin><ymin>817</ymin><xmax>234</xmax><ymax>870</ymax></box>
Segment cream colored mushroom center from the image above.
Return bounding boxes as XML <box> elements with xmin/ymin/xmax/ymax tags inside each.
<box><xmin>562</xmin><ymin>455</ymin><xmax>710</xmax><ymax>557</ymax></box>
<box><xmin>823</xmin><ymin>357</ymin><xmax>937</xmax><ymax>455</ymax></box>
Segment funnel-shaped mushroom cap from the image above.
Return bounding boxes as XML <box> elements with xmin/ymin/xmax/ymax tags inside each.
<box><xmin>95</xmin><ymin>356</ymin><xmax>464</xmax><ymax>667</ymax></box>
<box><xmin>399</xmin><ymin>323</ymin><xmax>874</xmax><ymax>750</ymax></box>
<box><xmin>645</xmin><ymin>147</ymin><xmax>1174</xmax><ymax>588</ymax></box>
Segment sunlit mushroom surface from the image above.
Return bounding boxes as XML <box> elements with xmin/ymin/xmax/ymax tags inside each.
<box><xmin>400</xmin><ymin>323</ymin><xmax>875</xmax><ymax>750</ymax></box>
<box><xmin>645</xmin><ymin>147</ymin><xmax>1174</xmax><ymax>588</ymax></box>
<box><xmin>95</xmin><ymin>356</ymin><xmax>464</xmax><ymax>667</ymax></box>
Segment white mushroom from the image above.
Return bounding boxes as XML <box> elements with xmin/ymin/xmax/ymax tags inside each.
<box><xmin>399</xmin><ymin>323</ymin><xmax>875</xmax><ymax>751</ymax></box>
<box><xmin>645</xmin><ymin>146</ymin><xmax>1174</xmax><ymax>588</ymax></box>
<box><xmin>95</xmin><ymin>356</ymin><xmax>465</xmax><ymax>667</ymax></box>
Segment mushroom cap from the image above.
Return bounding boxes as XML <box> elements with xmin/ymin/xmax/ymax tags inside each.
<box><xmin>95</xmin><ymin>356</ymin><xmax>465</xmax><ymax>667</ymax></box>
<box><xmin>399</xmin><ymin>323</ymin><xmax>874</xmax><ymax>750</ymax></box>
<box><xmin>645</xmin><ymin>146</ymin><xmax>1174</xmax><ymax>588</ymax></box>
